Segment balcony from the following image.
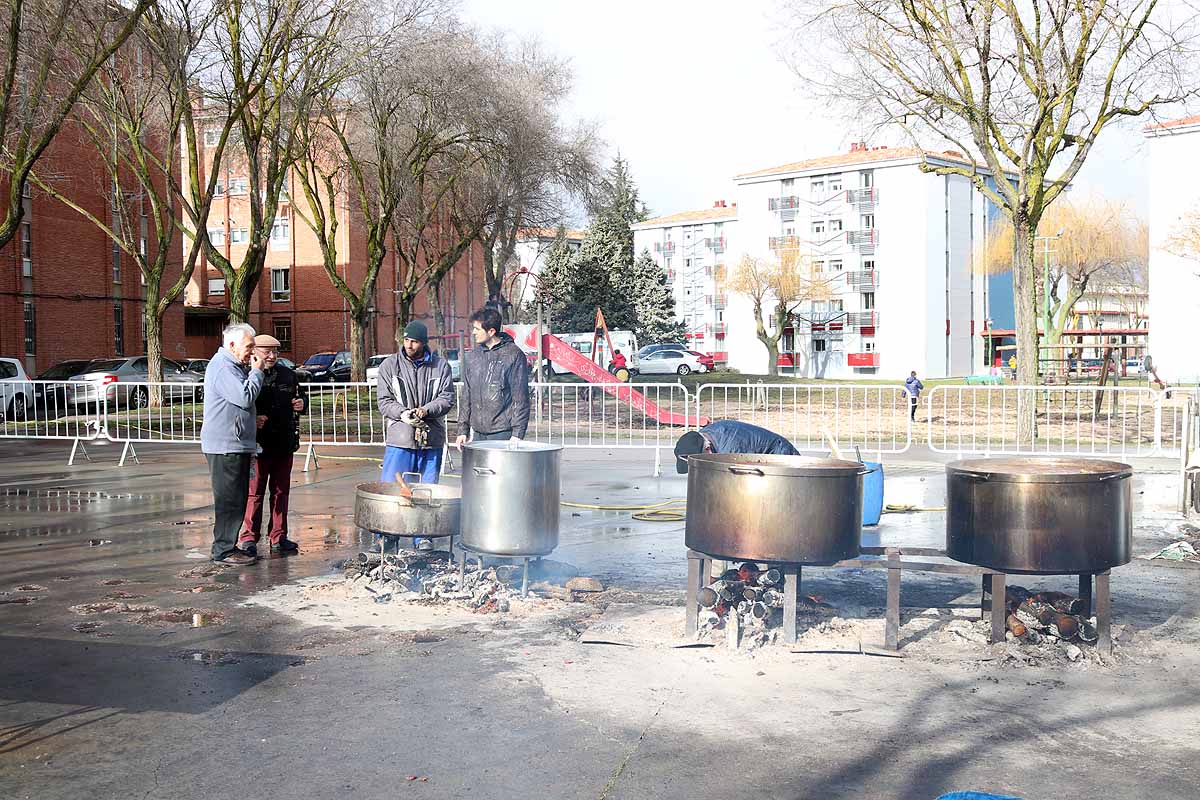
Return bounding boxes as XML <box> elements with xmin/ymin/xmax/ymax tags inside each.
<box><xmin>769</xmin><ymin>235</ymin><xmax>800</xmax><ymax>251</ymax></box>
<box><xmin>847</xmin><ymin>311</ymin><xmax>879</xmax><ymax>330</ymax></box>
<box><xmin>704</xmin><ymin>236</ymin><xmax>726</xmax><ymax>253</ymax></box>
<box><xmin>714</xmin><ymin>322</ymin><xmax>726</xmax><ymax>336</ymax></box>
<box><xmin>769</xmin><ymin>196</ymin><xmax>800</xmax><ymax>211</ymax></box>
<box><xmin>847</xmin><ymin>352</ymin><xmax>879</xmax><ymax>367</ymax></box>
<box><xmin>714</xmin><ymin>293</ymin><xmax>727</xmax><ymax>309</ymax></box>
<box><xmin>846</xmin><ymin>188</ymin><xmax>877</xmax><ymax>206</ymax></box>
<box><xmin>846</xmin><ymin>230</ymin><xmax>877</xmax><ymax>252</ymax></box>
<box><xmin>846</xmin><ymin>270</ymin><xmax>879</xmax><ymax>290</ymax></box>
<box><xmin>654</xmin><ymin>241</ymin><xmax>676</xmax><ymax>254</ymax></box>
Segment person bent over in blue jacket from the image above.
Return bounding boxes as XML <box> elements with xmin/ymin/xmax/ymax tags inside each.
<box><xmin>673</xmin><ymin>420</ymin><xmax>800</xmax><ymax>474</ymax></box>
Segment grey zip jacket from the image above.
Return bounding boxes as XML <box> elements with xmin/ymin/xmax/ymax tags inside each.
<box><xmin>201</xmin><ymin>348</ymin><xmax>265</xmax><ymax>454</ymax></box>
<box><xmin>377</xmin><ymin>349</ymin><xmax>455</xmax><ymax>449</ymax></box>
<box><xmin>457</xmin><ymin>333</ymin><xmax>531</xmax><ymax>439</ymax></box>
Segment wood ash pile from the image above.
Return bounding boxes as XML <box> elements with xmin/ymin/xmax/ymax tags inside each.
<box><xmin>999</xmin><ymin>585</ymin><xmax>1103</xmax><ymax>664</ymax></box>
<box><xmin>341</xmin><ymin>550</ymin><xmax>521</xmax><ymax>613</ymax></box>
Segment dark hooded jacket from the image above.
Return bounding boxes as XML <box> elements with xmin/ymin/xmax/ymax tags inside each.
<box><xmin>457</xmin><ymin>333</ymin><xmax>531</xmax><ymax>439</ymax></box>
<box><xmin>702</xmin><ymin>420</ymin><xmax>799</xmax><ymax>456</ymax></box>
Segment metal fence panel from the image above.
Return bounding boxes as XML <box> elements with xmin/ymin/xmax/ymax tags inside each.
<box><xmin>526</xmin><ymin>382</ymin><xmax>696</xmax><ymax>449</ymax></box>
<box><xmin>696</xmin><ymin>383</ymin><xmax>913</xmax><ymax>455</ymax></box>
<box><xmin>0</xmin><ymin>380</ymin><xmax>105</xmax><ymax>441</ymax></box>
<box><xmin>104</xmin><ymin>382</ymin><xmax>205</xmax><ymax>444</ymax></box>
<box><xmin>926</xmin><ymin>384</ymin><xmax>1185</xmax><ymax>458</ymax></box>
<box><xmin>300</xmin><ymin>382</ymin><xmax>386</xmax><ymax>446</ymax></box>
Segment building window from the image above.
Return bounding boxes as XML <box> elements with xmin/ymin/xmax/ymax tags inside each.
<box><xmin>830</xmin><ymin>259</ymin><xmax>843</xmax><ymax>271</ymax></box>
<box><xmin>829</xmin><ymin>219</ymin><xmax>843</xmax><ymax>232</ymax></box>
<box><xmin>831</xmin><ymin>299</ymin><xmax>844</xmax><ymax>312</ymax></box>
<box><xmin>229</xmin><ymin>177</ymin><xmax>248</xmax><ymax>194</ymax></box>
<box><xmin>814</xmin><ymin>260</ymin><xmax>825</xmax><ymax>273</ymax></box>
<box><xmin>112</xmin><ymin>241</ymin><xmax>121</xmax><ymax>283</ymax></box>
<box><xmin>829</xmin><ymin>177</ymin><xmax>843</xmax><ymax>192</ymax></box>
<box><xmin>864</xmin><ymin>339</ymin><xmax>876</xmax><ymax>352</ymax></box>
<box><xmin>20</xmin><ymin>221</ymin><xmax>31</xmax><ymax>277</ymax></box>
<box><xmin>230</xmin><ymin>228</ymin><xmax>249</xmax><ymax>244</ymax></box>
<box><xmin>861</xmin><ymin>214</ymin><xmax>875</xmax><ymax>229</ymax></box>
<box><xmin>270</xmin><ymin>268</ymin><xmax>290</xmax><ymax>302</ymax></box>
<box><xmin>814</xmin><ymin>339</ymin><xmax>827</xmax><ymax>352</ymax></box>
<box><xmin>208</xmin><ymin>278</ymin><xmax>226</xmax><ymax>296</ymax></box>
<box><xmin>272</xmin><ymin>317</ymin><xmax>292</xmax><ymax>352</ymax></box>
<box><xmin>208</xmin><ymin>228</ymin><xmax>225</xmax><ymax>247</ymax></box>
<box><xmin>863</xmin><ymin>259</ymin><xmax>875</xmax><ymax>271</ymax></box>
<box><xmin>665</xmin><ymin>257</ymin><xmax>672</xmax><ymax>270</ymax></box>
<box><xmin>861</xmin><ymin>171</ymin><xmax>874</xmax><ymax>188</ymax></box>
<box><xmin>23</xmin><ymin>302</ymin><xmax>35</xmax><ymax>355</ymax></box>
<box><xmin>214</xmin><ymin>179</ymin><xmax>225</xmax><ymax>196</ymax></box>
<box><xmin>811</xmin><ymin>180</ymin><xmax>824</xmax><ymax>195</ymax></box>
<box><xmin>862</xmin><ymin>292</ymin><xmax>876</xmax><ymax>310</ymax></box>
<box><xmin>203</xmin><ymin>129</ymin><xmax>219</xmax><ymax>147</ymax></box>
<box><xmin>812</xmin><ymin>220</ymin><xmax>825</xmax><ymax>235</ymax></box>
<box><xmin>270</xmin><ymin>215</ymin><xmax>289</xmax><ymax>249</ymax></box>
<box><xmin>113</xmin><ymin>304</ymin><xmax>125</xmax><ymax>355</ymax></box>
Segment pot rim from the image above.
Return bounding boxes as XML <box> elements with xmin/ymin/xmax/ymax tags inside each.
<box><xmin>946</xmin><ymin>457</ymin><xmax>1133</xmax><ymax>484</ymax></box>
<box><xmin>356</xmin><ymin>481</ymin><xmax>462</xmax><ymax>505</ymax></box>
<box><xmin>464</xmin><ymin>441</ymin><xmax>562</xmax><ymax>453</ymax></box>
<box><xmin>688</xmin><ymin>453</ymin><xmax>867</xmax><ymax>477</ymax></box>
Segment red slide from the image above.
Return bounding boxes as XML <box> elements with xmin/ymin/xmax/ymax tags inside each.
<box><xmin>533</xmin><ymin>332</ymin><xmax>708</xmax><ymax>427</ymax></box>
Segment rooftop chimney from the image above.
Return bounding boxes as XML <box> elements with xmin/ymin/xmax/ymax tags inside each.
<box><xmin>850</xmin><ymin>141</ymin><xmax>867</xmax><ymax>152</ymax></box>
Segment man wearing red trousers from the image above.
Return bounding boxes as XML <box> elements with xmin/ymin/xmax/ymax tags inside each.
<box><xmin>238</xmin><ymin>334</ymin><xmax>307</xmax><ymax>556</ymax></box>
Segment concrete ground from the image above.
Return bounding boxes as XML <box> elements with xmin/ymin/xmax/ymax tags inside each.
<box><xmin>1</xmin><ymin>439</ymin><xmax>1199</xmax><ymax>800</ymax></box>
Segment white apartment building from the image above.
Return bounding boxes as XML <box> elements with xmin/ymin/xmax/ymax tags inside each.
<box><xmin>725</xmin><ymin>144</ymin><xmax>1007</xmax><ymax>380</ymax></box>
<box><xmin>1146</xmin><ymin>115</ymin><xmax>1200</xmax><ymax>383</ymax></box>
<box><xmin>631</xmin><ymin>202</ymin><xmax>738</xmax><ymax>358</ymax></box>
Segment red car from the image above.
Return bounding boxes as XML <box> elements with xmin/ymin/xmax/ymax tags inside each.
<box><xmin>688</xmin><ymin>351</ymin><xmax>716</xmax><ymax>371</ymax></box>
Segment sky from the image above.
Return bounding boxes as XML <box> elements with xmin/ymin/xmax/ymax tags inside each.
<box><xmin>461</xmin><ymin>0</ymin><xmax>1156</xmax><ymax>222</ymax></box>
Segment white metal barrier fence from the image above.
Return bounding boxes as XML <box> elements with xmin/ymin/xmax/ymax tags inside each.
<box><xmin>696</xmin><ymin>383</ymin><xmax>913</xmax><ymax>455</ymax></box>
<box><xmin>0</xmin><ymin>380</ymin><xmax>109</xmax><ymax>464</ymax></box>
<box><xmin>925</xmin><ymin>384</ymin><xmax>1186</xmax><ymax>458</ymax></box>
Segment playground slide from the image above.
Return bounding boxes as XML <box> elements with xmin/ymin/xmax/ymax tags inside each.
<box><xmin>537</xmin><ymin>333</ymin><xmax>709</xmax><ymax>427</ymax></box>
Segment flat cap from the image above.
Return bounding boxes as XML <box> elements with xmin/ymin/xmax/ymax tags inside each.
<box><xmin>253</xmin><ymin>334</ymin><xmax>282</xmax><ymax>348</ymax></box>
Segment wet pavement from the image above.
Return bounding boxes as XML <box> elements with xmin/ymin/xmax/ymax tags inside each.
<box><xmin>1</xmin><ymin>439</ymin><xmax>1199</xmax><ymax>799</ymax></box>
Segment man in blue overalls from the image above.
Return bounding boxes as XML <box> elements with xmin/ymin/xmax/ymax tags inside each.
<box><xmin>673</xmin><ymin>420</ymin><xmax>800</xmax><ymax>474</ymax></box>
<box><xmin>376</xmin><ymin>321</ymin><xmax>456</xmax><ymax>550</ymax></box>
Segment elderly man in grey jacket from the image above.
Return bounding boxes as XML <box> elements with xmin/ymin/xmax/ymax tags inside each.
<box><xmin>376</xmin><ymin>320</ymin><xmax>456</xmax><ymax>549</ymax></box>
<box><xmin>201</xmin><ymin>323</ymin><xmax>266</xmax><ymax>565</ymax></box>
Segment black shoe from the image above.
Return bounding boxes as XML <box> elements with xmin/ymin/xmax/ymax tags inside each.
<box><xmin>241</xmin><ymin>543</ymin><xmax>258</xmax><ymax>558</ymax></box>
<box><xmin>271</xmin><ymin>539</ymin><xmax>299</xmax><ymax>554</ymax></box>
<box><xmin>214</xmin><ymin>550</ymin><xmax>256</xmax><ymax>566</ymax></box>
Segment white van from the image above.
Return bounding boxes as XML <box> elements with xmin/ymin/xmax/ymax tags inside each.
<box><xmin>549</xmin><ymin>331</ymin><xmax>640</xmax><ymax>375</ymax></box>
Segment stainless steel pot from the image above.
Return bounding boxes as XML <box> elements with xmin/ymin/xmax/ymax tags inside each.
<box><xmin>354</xmin><ymin>480</ymin><xmax>461</xmax><ymax>538</ymax></box>
<box><xmin>460</xmin><ymin>441</ymin><xmax>561</xmax><ymax>556</ymax></box>
<box><xmin>684</xmin><ymin>454</ymin><xmax>867</xmax><ymax>563</ymax></box>
<box><xmin>946</xmin><ymin>457</ymin><xmax>1133</xmax><ymax>574</ymax></box>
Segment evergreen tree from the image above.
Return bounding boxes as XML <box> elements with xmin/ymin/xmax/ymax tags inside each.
<box><xmin>535</xmin><ymin>227</ymin><xmax>576</xmax><ymax>326</ymax></box>
<box><xmin>628</xmin><ymin>249</ymin><xmax>685</xmax><ymax>342</ymax></box>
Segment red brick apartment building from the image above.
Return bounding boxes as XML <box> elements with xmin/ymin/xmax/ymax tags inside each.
<box><xmin>184</xmin><ymin>121</ymin><xmax>483</xmax><ymax>361</ymax></box>
<box><xmin>0</xmin><ymin>126</ymin><xmax>185</xmax><ymax>376</ymax></box>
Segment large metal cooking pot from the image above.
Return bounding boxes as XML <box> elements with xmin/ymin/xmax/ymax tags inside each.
<box><xmin>355</xmin><ymin>481</ymin><xmax>461</xmax><ymax>538</ymax></box>
<box><xmin>946</xmin><ymin>457</ymin><xmax>1133</xmax><ymax>574</ymax></box>
<box><xmin>685</xmin><ymin>454</ymin><xmax>867</xmax><ymax>564</ymax></box>
<box><xmin>460</xmin><ymin>441</ymin><xmax>561</xmax><ymax>556</ymax></box>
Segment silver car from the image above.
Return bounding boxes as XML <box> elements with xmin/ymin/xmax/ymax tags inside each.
<box><xmin>66</xmin><ymin>356</ymin><xmax>205</xmax><ymax>408</ymax></box>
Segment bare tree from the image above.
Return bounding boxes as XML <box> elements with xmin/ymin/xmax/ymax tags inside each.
<box><xmin>30</xmin><ymin>0</ymin><xmax>222</xmax><ymax>403</ymax></box>
<box><xmin>781</xmin><ymin>0</ymin><xmax>1200</xmax><ymax>398</ymax></box>
<box><xmin>727</xmin><ymin>250</ymin><xmax>836</xmax><ymax>376</ymax></box>
<box><xmin>981</xmin><ymin>198</ymin><xmax>1147</xmax><ymax>349</ymax></box>
<box><xmin>185</xmin><ymin>0</ymin><xmax>351</xmax><ymax>325</ymax></box>
<box><xmin>0</xmin><ymin>0</ymin><xmax>156</xmax><ymax>250</ymax></box>
<box><xmin>292</xmin><ymin>0</ymin><xmax>447</xmax><ymax>380</ymax></box>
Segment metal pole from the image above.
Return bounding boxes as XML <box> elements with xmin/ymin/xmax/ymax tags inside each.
<box><xmin>1180</xmin><ymin>397</ymin><xmax>1192</xmax><ymax>515</ymax></box>
<box><xmin>535</xmin><ymin>296</ymin><xmax>544</xmax><ymax>432</ymax></box>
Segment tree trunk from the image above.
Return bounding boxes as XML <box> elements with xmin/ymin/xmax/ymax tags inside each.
<box><xmin>428</xmin><ymin>280</ymin><xmax>448</xmax><ymax>339</ymax></box>
<box><xmin>228</xmin><ymin>275</ymin><xmax>251</xmax><ymax>325</ymax></box>
<box><xmin>144</xmin><ymin>302</ymin><xmax>165</xmax><ymax>408</ymax></box>
<box><xmin>761</xmin><ymin>336</ymin><xmax>780</xmax><ymax>377</ymax></box>
<box><xmin>1012</xmin><ymin>215</ymin><xmax>1040</xmax><ymax>444</ymax></box>
<box><xmin>395</xmin><ymin>291</ymin><xmax>416</xmax><ymax>349</ymax></box>
<box><xmin>348</xmin><ymin>310</ymin><xmax>368</xmax><ymax>382</ymax></box>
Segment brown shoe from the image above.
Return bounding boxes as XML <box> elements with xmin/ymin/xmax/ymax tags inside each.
<box><xmin>214</xmin><ymin>550</ymin><xmax>256</xmax><ymax>566</ymax></box>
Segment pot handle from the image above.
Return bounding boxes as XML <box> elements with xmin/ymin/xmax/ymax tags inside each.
<box><xmin>401</xmin><ymin>472</ymin><xmax>422</xmax><ymax>484</ymax></box>
<box><xmin>1098</xmin><ymin>471</ymin><xmax>1133</xmax><ymax>482</ymax></box>
<box><xmin>728</xmin><ymin>466</ymin><xmax>765</xmax><ymax>476</ymax></box>
<box><xmin>856</xmin><ymin>467</ymin><xmax>873</xmax><ymax>476</ymax></box>
<box><xmin>472</xmin><ymin>466</ymin><xmax>497</xmax><ymax>476</ymax></box>
<box><xmin>412</xmin><ymin>486</ymin><xmax>437</xmax><ymax>505</ymax></box>
<box><xmin>959</xmin><ymin>472</ymin><xmax>990</xmax><ymax>482</ymax></box>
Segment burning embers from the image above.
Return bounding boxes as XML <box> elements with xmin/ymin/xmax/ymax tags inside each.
<box><xmin>695</xmin><ymin>562</ymin><xmax>829</xmax><ymax>648</ymax></box>
<box><xmin>342</xmin><ymin>549</ymin><xmax>520</xmax><ymax>613</ymax></box>
<box><xmin>1005</xmin><ymin>586</ymin><xmax>1098</xmax><ymax>646</ymax></box>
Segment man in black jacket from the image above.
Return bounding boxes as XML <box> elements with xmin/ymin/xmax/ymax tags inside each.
<box><xmin>237</xmin><ymin>334</ymin><xmax>307</xmax><ymax>555</ymax></box>
<box><xmin>454</xmin><ymin>307</ymin><xmax>531</xmax><ymax>446</ymax></box>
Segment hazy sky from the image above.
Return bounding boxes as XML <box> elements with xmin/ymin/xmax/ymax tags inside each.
<box><xmin>462</xmin><ymin>0</ymin><xmax>1154</xmax><ymax>221</ymax></box>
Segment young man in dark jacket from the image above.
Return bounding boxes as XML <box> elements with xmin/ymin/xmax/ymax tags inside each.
<box><xmin>673</xmin><ymin>420</ymin><xmax>800</xmax><ymax>474</ymax></box>
<box><xmin>237</xmin><ymin>334</ymin><xmax>307</xmax><ymax>556</ymax></box>
<box><xmin>454</xmin><ymin>307</ymin><xmax>530</xmax><ymax>447</ymax></box>
<box><xmin>376</xmin><ymin>321</ymin><xmax>455</xmax><ymax>550</ymax></box>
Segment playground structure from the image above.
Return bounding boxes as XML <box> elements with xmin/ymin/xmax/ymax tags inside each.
<box><xmin>984</xmin><ymin>327</ymin><xmax>1150</xmax><ymax>384</ymax></box>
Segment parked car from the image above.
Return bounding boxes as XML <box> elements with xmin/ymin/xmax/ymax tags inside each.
<box><xmin>441</xmin><ymin>348</ymin><xmax>461</xmax><ymax>381</ymax></box>
<box><xmin>65</xmin><ymin>356</ymin><xmax>205</xmax><ymax>409</ymax></box>
<box><xmin>634</xmin><ymin>349</ymin><xmax>707</xmax><ymax>376</ymax></box>
<box><xmin>277</xmin><ymin>357</ymin><xmax>312</xmax><ymax>382</ymax></box>
<box><xmin>366</xmin><ymin>354</ymin><xmax>388</xmax><ymax>383</ymax></box>
<box><xmin>33</xmin><ymin>359</ymin><xmax>97</xmax><ymax>410</ymax></box>
<box><xmin>184</xmin><ymin>358</ymin><xmax>210</xmax><ymax>374</ymax></box>
<box><xmin>302</xmin><ymin>351</ymin><xmax>352</xmax><ymax>382</ymax></box>
<box><xmin>637</xmin><ymin>342</ymin><xmax>687</xmax><ymax>360</ymax></box>
<box><xmin>0</xmin><ymin>357</ymin><xmax>34</xmax><ymax>422</ymax></box>
<box><xmin>688</xmin><ymin>350</ymin><xmax>716</xmax><ymax>371</ymax></box>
